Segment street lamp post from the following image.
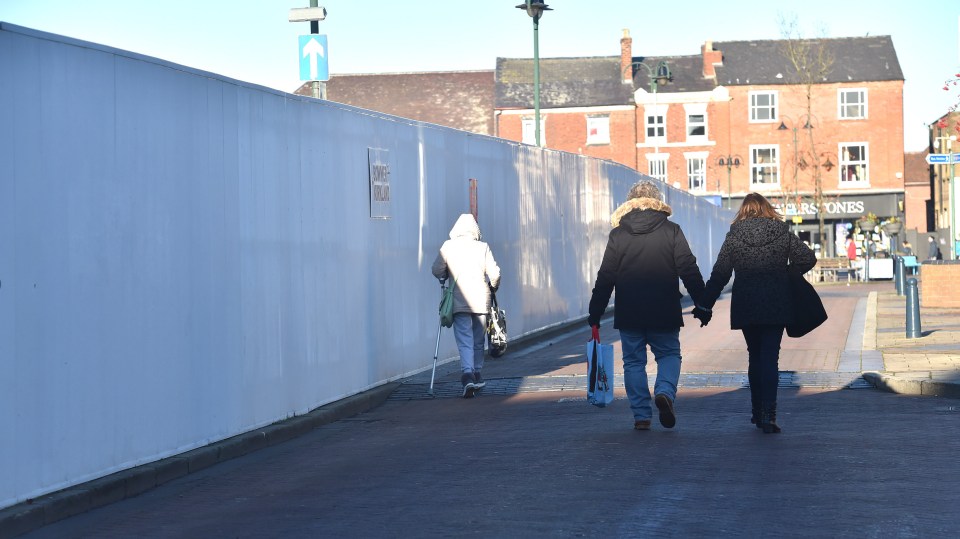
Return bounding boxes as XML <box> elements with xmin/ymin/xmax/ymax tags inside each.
<box><xmin>516</xmin><ymin>1</ymin><xmax>552</xmax><ymax>147</ymax></box>
<box><xmin>778</xmin><ymin>115</ymin><xmax>813</xmax><ymax>210</ymax></box>
<box><xmin>624</xmin><ymin>60</ymin><xmax>672</xmax><ymax>94</ymax></box>
<box><xmin>288</xmin><ymin>1</ymin><xmax>328</xmax><ymax>99</ymax></box>
<box><xmin>624</xmin><ymin>60</ymin><xmax>671</xmax><ymax>155</ymax></box>
<box><xmin>717</xmin><ymin>155</ymin><xmax>741</xmax><ymax>209</ymax></box>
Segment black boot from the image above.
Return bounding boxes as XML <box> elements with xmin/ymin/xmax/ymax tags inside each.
<box><xmin>748</xmin><ymin>368</ymin><xmax>761</xmax><ymax>427</ymax></box>
<box><xmin>758</xmin><ymin>402</ymin><xmax>781</xmax><ymax>434</ymax></box>
<box><xmin>750</xmin><ymin>387</ymin><xmax>760</xmax><ymax>429</ymax></box>
<box><xmin>750</xmin><ymin>396</ymin><xmax>761</xmax><ymax>428</ymax></box>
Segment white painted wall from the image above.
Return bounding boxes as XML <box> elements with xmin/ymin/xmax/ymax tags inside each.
<box><xmin>0</xmin><ymin>23</ymin><xmax>732</xmax><ymax>509</ymax></box>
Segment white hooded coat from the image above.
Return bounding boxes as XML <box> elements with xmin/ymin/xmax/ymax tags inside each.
<box><xmin>431</xmin><ymin>214</ymin><xmax>501</xmax><ymax>314</ymax></box>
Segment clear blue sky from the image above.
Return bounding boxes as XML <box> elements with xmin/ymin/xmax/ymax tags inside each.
<box><xmin>2</xmin><ymin>0</ymin><xmax>958</xmax><ymax>152</ymax></box>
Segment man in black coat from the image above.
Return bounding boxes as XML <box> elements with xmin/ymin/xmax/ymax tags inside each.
<box><xmin>588</xmin><ymin>181</ymin><xmax>707</xmax><ymax>431</ymax></box>
<box><xmin>927</xmin><ymin>235</ymin><xmax>942</xmax><ymax>261</ymax></box>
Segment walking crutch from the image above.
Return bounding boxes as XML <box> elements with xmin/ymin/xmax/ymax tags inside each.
<box><xmin>428</xmin><ymin>319</ymin><xmax>443</xmax><ymax>397</ymax></box>
<box><xmin>428</xmin><ymin>279</ymin><xmax>446</xmax><ymax>397</ymax></box>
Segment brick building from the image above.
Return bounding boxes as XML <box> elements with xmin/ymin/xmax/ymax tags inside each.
<box><xmin>295</xmin><ymin>70</ymin><xmax>496</xmax><ymax>135</ymax></box>
<box><xmin>903</xmin><ymin>150</ymin><xmax>931</xmax><ymax>234</ymax></box>
<box><xmin>928</xmin><ymin>111</ymin><xmax>960</xmax><ymax>258</ymax></box>
<box><xmin>290</xmin><ymin>31</ymin><xmax>906</xmax><ymax>258</ymax></box>
<box><xmin>495</xmin><ymin>30</ymin><xmax>906</xmax><ymax>257</ymax></box>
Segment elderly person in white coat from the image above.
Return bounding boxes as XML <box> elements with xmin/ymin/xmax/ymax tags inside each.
<box><xmin>432</xmin><ymin>214</ymin><xmax>501</xmax><ymax>398</ymax></box>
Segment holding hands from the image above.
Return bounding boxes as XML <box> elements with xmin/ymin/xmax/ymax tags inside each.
<box><xmin>692</xmin><ymin>306</ymin><xmax>712</xmax><ymax>327</ymax></box>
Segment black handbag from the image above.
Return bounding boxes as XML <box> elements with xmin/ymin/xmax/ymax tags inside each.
<box><xmin>785</xmin><ymin>256</ymin><xmax>828</xmax><ymax>338</ymax></box>
<box><xmin>487</xmin><ymin>289</ymin><xmax>508</xmax><ymax>357</ymax></box>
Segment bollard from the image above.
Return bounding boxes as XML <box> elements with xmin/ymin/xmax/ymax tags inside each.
<box><xmin>894</xmin><ymin>256</ymin><xmax>905</xmax><ymax>296</ymax></box>
<box><xmin>905</xmin><ymin>278</ymin><xmax>921</xmax><ymax>338</ymax></box>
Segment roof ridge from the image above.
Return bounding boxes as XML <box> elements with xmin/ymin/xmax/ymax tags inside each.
<box><xmin>715</xmin><ymin>35</ymin><xmax>892</xmax><ymax>45</ymax></box>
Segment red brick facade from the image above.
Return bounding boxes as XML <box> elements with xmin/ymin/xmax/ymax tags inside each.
<box><xmin>903</xmin><ymin>151</ymin><xmax>931</xmax><ymax>232</ymax></box>
<box><xmin>707</xmin><ymin>80</ymin><xmax>906</xmax><ymax>199</ymax></box>
<box><xmin>498</xmin><ymin>107</ymin><xmax>638</xmax><ymax>168</ymax></box>
<box><xmin>495</xmin><ymin>34</ymin><xmax>907</xmax><ymax>257</ymax></box>
<box><xmin>920</xmin><ymin>263</ymin><xmax>960</xmax><ymax>308</ymax></box>
<box><xmin>498</xmin><ymin>41</ymin><xmax>905</xmax><ymax>205</ymax></box>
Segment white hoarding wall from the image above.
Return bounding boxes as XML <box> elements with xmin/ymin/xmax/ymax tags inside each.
<box><xmin>0</xmin><ymin>23</ymin><xmax>731</xmax><ymax>509</ymax></box>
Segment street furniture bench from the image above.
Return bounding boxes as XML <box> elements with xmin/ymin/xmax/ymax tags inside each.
<box><xmin>813</xmin><ymin>257</ymin><xmax>854</xmax><ymax>282</ymax></box>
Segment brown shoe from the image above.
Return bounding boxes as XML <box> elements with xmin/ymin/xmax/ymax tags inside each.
<box><xmin>634</xmin><ymin>419</ymin><xmax>651</xmax><ymax>430</ymax></box>
<box><xmin>655</xmin><ymin>394</ymin><xmax>676</xmax><ymax>428</ymax></box>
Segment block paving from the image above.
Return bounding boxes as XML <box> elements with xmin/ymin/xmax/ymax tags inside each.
<box><xmin>5</xmin><ymin>279</ymin><xmax>960</xmax><ymax>538</ymax></box>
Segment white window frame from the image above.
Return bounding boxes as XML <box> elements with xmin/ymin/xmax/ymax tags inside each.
<box><xmin>838</xmin><ymin>88</ymin><xmax>867</xmax><ymax>120</ymax></box>
<box><xmin>644</xmin><ymin>104</ymin><xmax>668</xmax><ymax>144</ymax></box>
<box><xmin>521</xmin><ymin>116</ymin><xmax>546</xmax><ymax>146</ymax></box>
<box><xmin>750</xmin><ymin>145</ymin><xmax>780</xmax><ymax>187</ymax></box>
<box><xmin>749</xmin><ymin>91</ymin><xmax>778</xmax><ymax>123</ymax></box>
<box><xmin>647</xmin><ymin>153</ymin><xmax>669</xmax><ymax>183</ymax></box>
<box><xmin>586</xmin><ymin>115</ymin><xmax>610</xmax><ymax>145</ymax></box>
<box><xmin>686</xmin><ymin>154</ymin><xmax>707</xmax><ymax>192</ymax></box>
<box><xmin>683</xmin><ymin>103</ymin><xmax>708</xmax><ymax>143</ymax></box>
<box><xmin>838</xmin><ymin>142</ymin><xmax>869</xmax><ymax>186</ymax></box>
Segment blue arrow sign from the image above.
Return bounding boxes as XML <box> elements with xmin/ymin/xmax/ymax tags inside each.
<box><xmin>925</xmin><ymin>153</ymin><xmax>960</xmax><ymax>164</ymax></box>
<box><xmin>299</xmin><ymin>35</ymin><xmax>328</xmax><ymax>82</ymax></box>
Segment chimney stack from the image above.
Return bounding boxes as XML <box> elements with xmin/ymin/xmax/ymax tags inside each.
<box><xmin>621</xmin><ymin>29</ymin><xmax>633</xmax><ymax>83</ymax></box>
<box><xmin>702</xmin><ymin>40</ymin><xmax>722</xmax><ymax>78</ymax></box>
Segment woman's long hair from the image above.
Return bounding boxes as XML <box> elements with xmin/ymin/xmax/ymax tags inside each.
<box><xmin>733</xmin><ymin>193</ymin><xmax>783</xmax><ymax>223</ymax></box>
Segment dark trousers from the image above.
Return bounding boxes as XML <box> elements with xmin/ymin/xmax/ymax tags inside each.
<box><xmin>742</xmin><ymin>325</ymin><xmax>785</xmax><ymax>404</ymax></box>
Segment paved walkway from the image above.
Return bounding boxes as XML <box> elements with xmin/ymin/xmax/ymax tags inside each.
<box><xmin>5</xmin><ymin>280</ymin><xmax>960</xmax><ymax>538</ymax></box>
<box><xmin>865</xmin><ymin>284</ymin><xmax>960</xmax><ymax>398</ymax></box>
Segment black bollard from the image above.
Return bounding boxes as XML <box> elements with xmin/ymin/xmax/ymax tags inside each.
<box><xmin>905</xmin><ymin>278</ymin><xmax>921</xmax><ymax>338</ymax></box>
<box><xmin>895</xmin><ymin>256</ymin><xmax>905</xmax><ymax>296</ymax></box>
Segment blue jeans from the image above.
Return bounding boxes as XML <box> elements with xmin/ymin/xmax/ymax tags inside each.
<box><xmin>620</xmin><ymin>328</ymin><xmax>682</xmax><ymax>421</ymax></box>
<box><xmin>453</xmin><ymin>312</ymin><xmax>487</xmax><ymax>374</ymax></box>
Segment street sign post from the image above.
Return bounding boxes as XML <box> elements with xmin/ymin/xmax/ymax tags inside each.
<box><xmin>290</xmin><ymin>2</ymin><xmax>328</xmax><ymax>98</ymax></box>
<box><xmin>925</xmin><ymin>153</ymin><xmax>960</xmax><ymax>164</ymax></box>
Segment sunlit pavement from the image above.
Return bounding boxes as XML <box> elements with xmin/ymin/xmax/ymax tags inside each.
<box><xmin>13</xmin><ymin>281</ymin><xmax>960</xmax><ymax>538</ymax></box>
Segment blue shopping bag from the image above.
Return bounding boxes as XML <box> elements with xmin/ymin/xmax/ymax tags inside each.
<box><xmin>586</xmin><ymin>338</ymin><xmax>615</xmax><ymax>407</ymax></box>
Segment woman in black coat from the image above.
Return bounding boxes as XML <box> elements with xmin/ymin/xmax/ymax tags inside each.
<box><xmin>698</xmin><ymin>193</ymin><xmax>817</xmax><ymax>433</ymax></box>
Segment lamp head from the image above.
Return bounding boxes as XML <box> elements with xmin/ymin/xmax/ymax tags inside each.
<box><xmin>654</xmin><ymin>61</ymin><xmax>671</xmax><ymax>87</ymax></box>
<box><xmin>933</xmin><ymin>136</ymin><xmax>955</xmax><ymax>149</ymax></box>
<box><xmin>516</xmin><ymin>1</ymin><xmax>551</xmax><ymax>18</ymax></box>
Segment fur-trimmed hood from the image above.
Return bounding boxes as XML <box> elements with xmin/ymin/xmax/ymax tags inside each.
<box><xmin>611</xmin><ymin>197</ymin><xmax>672</xmax><ymax>228</ymax></box>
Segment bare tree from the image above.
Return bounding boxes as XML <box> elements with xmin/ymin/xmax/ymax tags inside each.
<box><xmin>938</xmin><ymin>73</ymin><xmax>960</xmax><ymax>134</ymax></box>
<box><xmin>778</xmin><ymin>15</ymin><xmax>834</xmax><ymax>254</ymax></box>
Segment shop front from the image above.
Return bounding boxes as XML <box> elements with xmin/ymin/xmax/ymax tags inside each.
<box><xmin>727</xmin><ymin>191</ymin><xmax>904</xmax><ymax>259</ymax></box>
